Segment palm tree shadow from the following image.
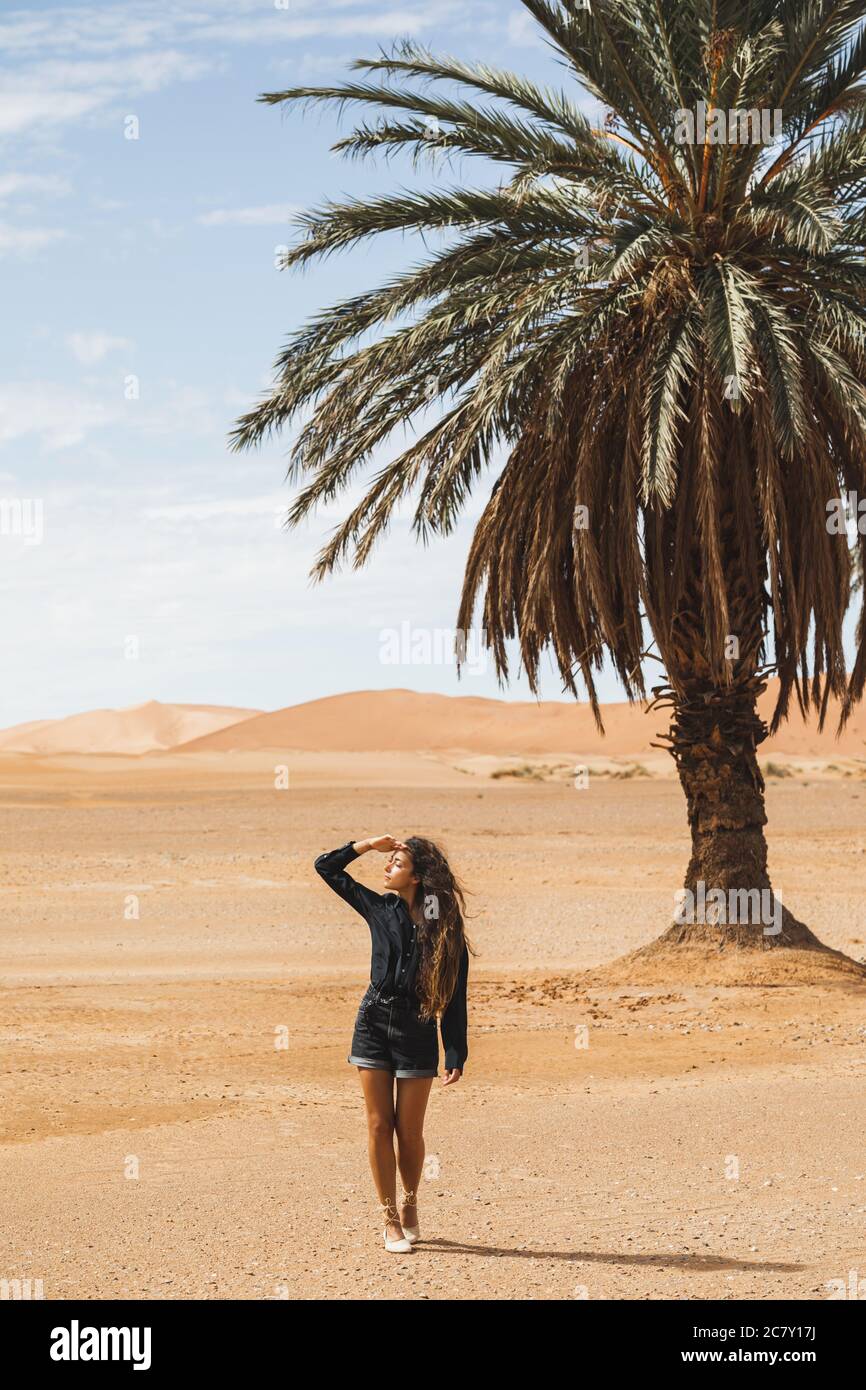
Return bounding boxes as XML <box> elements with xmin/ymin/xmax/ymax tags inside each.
<box><xmin>416</xmin><ymin>1240</ymin><xmax>801</xmax><ymax>1273</ymax></box>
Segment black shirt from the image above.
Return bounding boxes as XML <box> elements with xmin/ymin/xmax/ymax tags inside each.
<box><xmin>314</xmin><ymin>841</ymin><xmax>469</xmax><ymax>1071</ymax></box>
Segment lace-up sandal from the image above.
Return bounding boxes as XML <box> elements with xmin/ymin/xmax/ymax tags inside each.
<box><xmin>400</xmin><ymin>1187</ymin><xmax>420</xmax><ymax>1243</ymax></box>
<box><xmin>381</xmin><ymin>1196</ymin><xmax>413</xmax><ymax>1253</ymax></box>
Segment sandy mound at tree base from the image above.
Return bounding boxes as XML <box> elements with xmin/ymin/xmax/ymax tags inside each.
<box><xmin>582</xmin><ymin>940</ymin><xmax>866</xmax><ymax>990</ymax></box>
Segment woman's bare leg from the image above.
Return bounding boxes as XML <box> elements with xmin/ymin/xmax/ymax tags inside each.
<box><xmin>357</xmin><ymin>1067</ymin><xmax>403</xmax><ymax>1238</ymax></box>
<box><xmin>395</xmin><ymin>1076</ymin><xmax>435</xmax><ymax>1230</ymax></box>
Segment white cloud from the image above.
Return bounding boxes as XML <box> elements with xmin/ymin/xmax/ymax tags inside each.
<box><xmin>0</xmin><ymin>173</ymin><xmax>71</xmax><ymax>199</ymax></box>
<box><xmin>143</xmin><ymin>494</ymin><xmax>287</xmax><ymax>522</ymax></box>
<box><xmin>0</xmin><ymin>1</ymin><xmax>473</xmax><ymax>57</ymax></box>
<box><xmin>0</xmin><ymin>90</ymin><xmax>103</xmax><ymax>137</ymax></box>
<box><xmin>33</xmin><ymin>51</ymin><xmax>215</xmax><ymax>96</ymax></box>
<box><xmin>137</xmin><ymin>385</ymin><xmax>219</xmax><ymax>440</ymax></box>
<box><xmin>0</xmin><ymin>379</ymin><xmax>223</xmax><ymax>453</ymax></box>
<box><xmin>0</xmin><ymin>0</ymin><xmax>495</xmax><ymax>152</ymax></box>
<box><xmin>198</xmin><ymin>204</ymin><xmax>301</xmax><ymax>227</ymax></box>
<box><xmin>67</xmin><ymin>331</ymin><xmax>134</xmax><ymax>365</ymax></box>
<box><xmin>0</xmin><ymin>51</ymin><xmax>213</xmax><ymax>139</ymax></box>
<box><xmin>0</xmin><ymin>382</ymin><xmax>119</xmax><ymax>451</ymax></box>
<box><xmin>0</xmin><ymin>223</ymin><xmax>67</xmax><ymax>256</ymax></box>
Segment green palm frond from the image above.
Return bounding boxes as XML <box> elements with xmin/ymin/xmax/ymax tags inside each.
<box><xmin>232</xmin><ymin>0</ymin><xmax>866</xmax><ymax>730</ymax></box>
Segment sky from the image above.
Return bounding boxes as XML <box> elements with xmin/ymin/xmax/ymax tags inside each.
<box><xmin>1</xmin><ymin>0</ymin><xmax>860</xmax><ymax>728</ymax></box>
<box><xmin>2</xmin><ymin>0</ymin><xmax>619</xmax><ymax>726</ymax></box>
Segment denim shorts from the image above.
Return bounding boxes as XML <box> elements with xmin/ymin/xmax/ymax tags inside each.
<box><xmin>348</xmin><ymin>984</ymin><xmax>439</xmax><ymax>1079</ymax></box>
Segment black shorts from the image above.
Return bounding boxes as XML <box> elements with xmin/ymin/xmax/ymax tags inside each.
<box><xmin>348</xmin><ymin>984</ymin><xmax>439</xmax><ymax>1079</ymax></box>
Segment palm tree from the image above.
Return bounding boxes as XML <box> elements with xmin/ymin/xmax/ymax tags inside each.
<box><xmin>231</xmin><ymin>1</ymin><xmax>866</xmax><ymax>959</ymax></box>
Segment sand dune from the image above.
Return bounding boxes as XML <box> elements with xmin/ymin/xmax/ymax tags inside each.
<box><xmin>172</xmin><ymin>682</ymin><xmax>866</xmax><ymax>759</ymax></box>
<box><xmin>174</xmin><ymin>689</ymin><xmax>616</xmax><ymax>754</ymax></box>
<box><xmin>0</xmin><ymin>700</ymin><xmax>261</xmax><ymax>755</ymax></box>
<box><xmin>3</xmin><ymin>683</ymin><xmax>866</xmax><ymax>759</ymax></box>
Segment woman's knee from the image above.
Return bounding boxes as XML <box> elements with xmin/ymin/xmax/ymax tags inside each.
<box><xmin>367</xmin><ymin>1114</ymin><xmax>396</xmax><ymax>1140</ymax></box>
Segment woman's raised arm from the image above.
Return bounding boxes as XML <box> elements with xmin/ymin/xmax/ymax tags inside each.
<box><xmin>313</xmin><ymin>836</ymin><xmax>401</xmax><ymax>919</ymax></box>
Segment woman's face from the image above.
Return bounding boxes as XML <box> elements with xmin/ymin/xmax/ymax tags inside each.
<box><xmin>384</xmin><ymin>848</ymin><xmax>419</xmax><ymax>893</ymax></box>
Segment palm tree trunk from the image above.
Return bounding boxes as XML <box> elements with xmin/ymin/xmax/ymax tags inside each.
<box><xmin>646</xmin><ymin>461</ymin><xmax>822</xmax><ymax>951</ymax></box>
<box><xmin>655</xmin><ymin>672</ymin><xmax>820</xmax><ymax>948</ymax></box>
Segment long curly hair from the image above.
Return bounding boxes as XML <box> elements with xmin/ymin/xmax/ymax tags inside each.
<box><xmin>402</xmin><ymin>836</ymin><xmax>475</xmax><ymax>1021</ymax></box>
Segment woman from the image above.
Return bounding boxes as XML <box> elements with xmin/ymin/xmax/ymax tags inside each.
<box><xmin>314</xmin><ymin>834</ymin><xmax>473</xmax><ymax>1253</ymax></box>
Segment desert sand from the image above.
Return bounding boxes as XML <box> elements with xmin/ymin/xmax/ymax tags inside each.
<box><xmin>1</xmin><ymin>691</ymin><xmax>866</xmax><ymax>1301</ymax></box>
